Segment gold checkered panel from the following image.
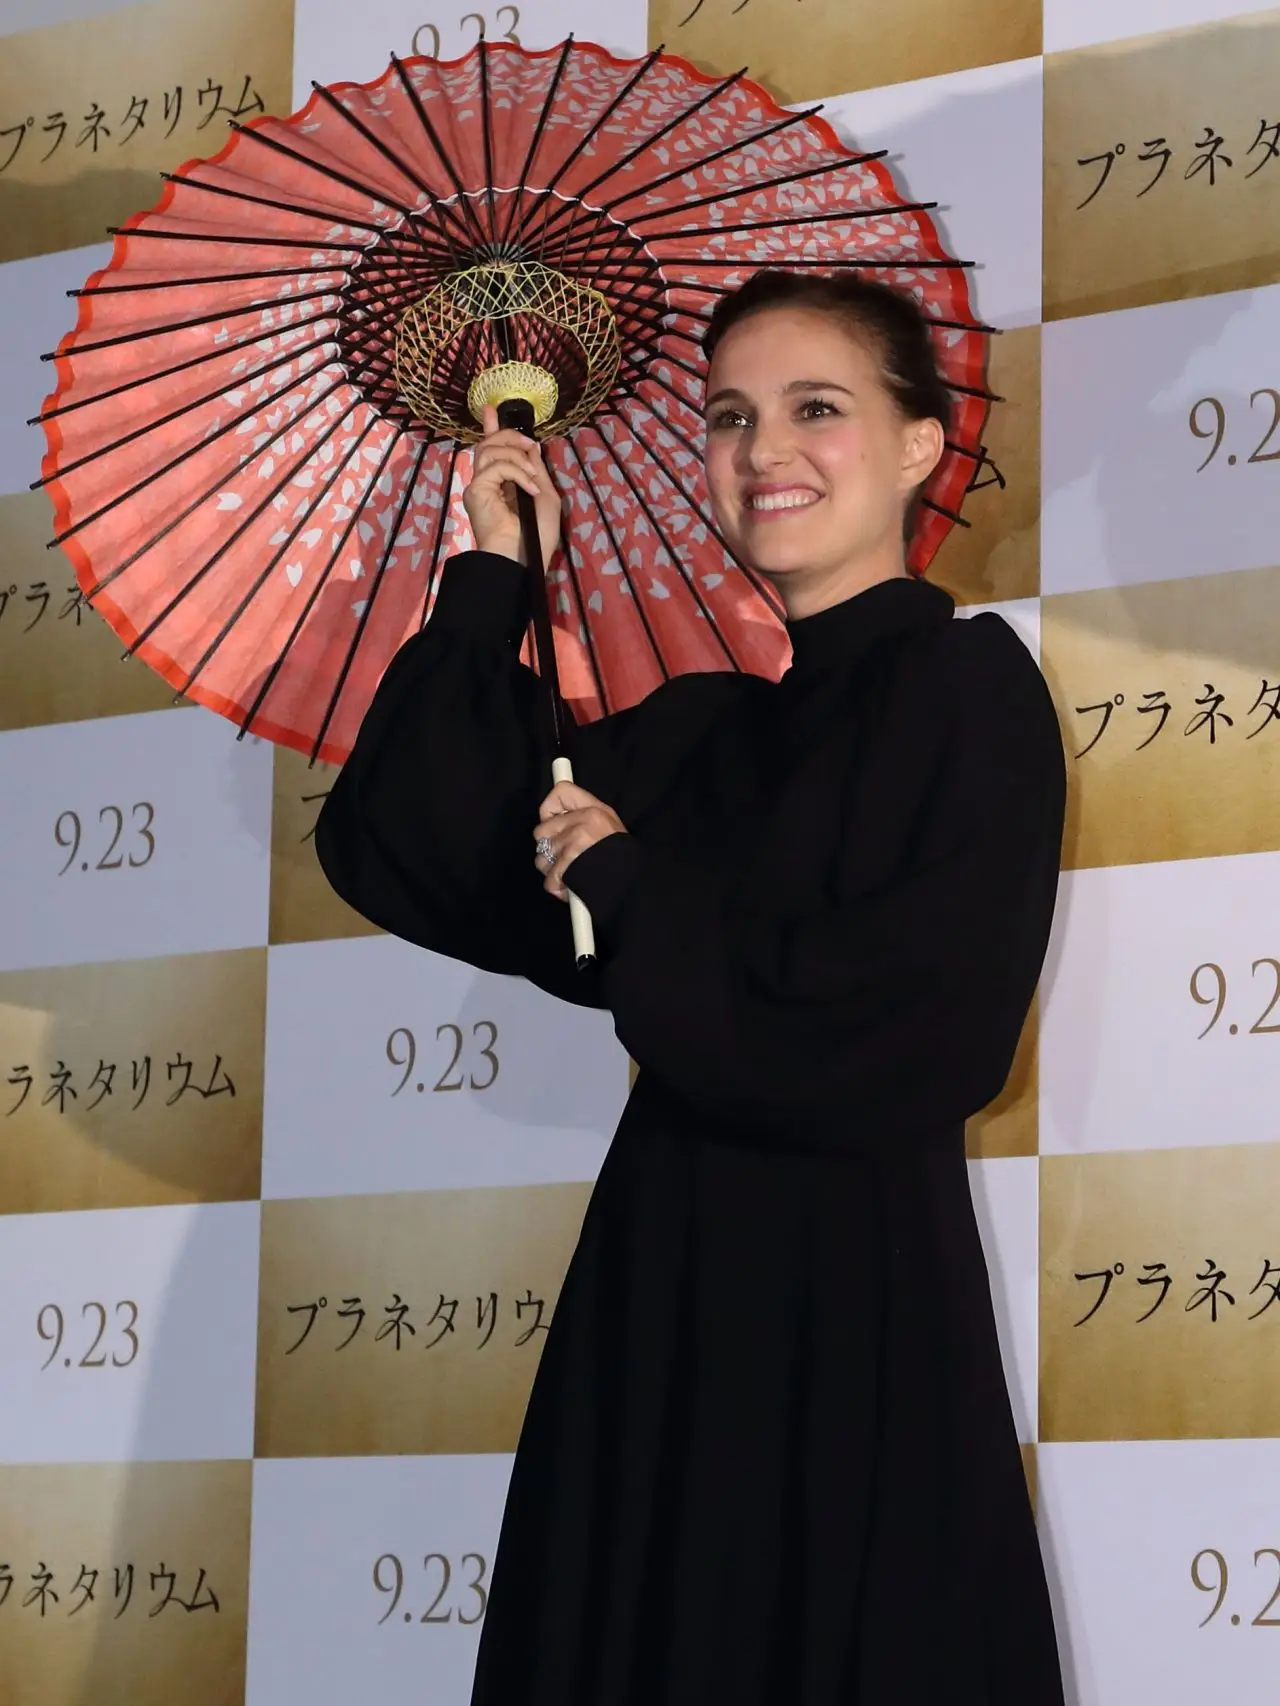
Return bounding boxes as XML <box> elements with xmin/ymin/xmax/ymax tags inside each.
<box><xmin>0</xmin><ymin>0</ymin><xmax>1276</xmax><ymax>1701</ymax></box>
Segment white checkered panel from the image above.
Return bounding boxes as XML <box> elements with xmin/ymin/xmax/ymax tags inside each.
<box><xmin>263</xmin><ymin>935</ymin><xmax>627</xmax><ymax>1200</ymax></box>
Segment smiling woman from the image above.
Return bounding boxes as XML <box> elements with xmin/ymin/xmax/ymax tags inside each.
<box><xmin>315</xmin><ymin>268</ymin><xmax>1069</xmax><ymax>1704</ymax></box>
<box><xmin>702</xmin><ymin>271</ymin><xmax>953</xmax><ymax>616</ymax></box>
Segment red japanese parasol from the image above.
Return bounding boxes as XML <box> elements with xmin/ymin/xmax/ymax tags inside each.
<box><xmin>36</xmin><ymin>38</ymin><xmax>992</xmax><ymax>962</ymax></box>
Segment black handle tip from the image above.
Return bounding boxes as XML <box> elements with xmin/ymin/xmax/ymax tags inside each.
<box><xmin>497</xmin><ymin>397</ymin><xmax>536</xmax><ymax>436</ymax></box>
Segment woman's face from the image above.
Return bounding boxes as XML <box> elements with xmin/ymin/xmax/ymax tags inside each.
<box><xmin>702</xmin><ymin>306</ymin><xmax>943</xmax><ymax>602</ymax></box>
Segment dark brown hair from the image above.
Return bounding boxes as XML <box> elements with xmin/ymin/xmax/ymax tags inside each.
<box><xmin>701</xmin><ymin>270</ymin><xmax>952</xmax><ymax>540</ymax></box>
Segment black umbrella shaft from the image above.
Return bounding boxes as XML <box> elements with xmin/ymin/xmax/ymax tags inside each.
<box><xmin>497</xmin><ymin>397</ymin><xmax>568</xmax><ymax>759</ymax></box>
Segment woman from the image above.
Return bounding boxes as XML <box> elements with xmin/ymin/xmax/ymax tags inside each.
<box><xmin>315</xmin><ymin>270</ymin><xmax>1067</xmax><ymax>1704</ymax></box>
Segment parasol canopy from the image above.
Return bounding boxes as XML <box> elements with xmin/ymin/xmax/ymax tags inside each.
<box><xmin>36</xmin><ymin>37</ymin><xmax>992</xmax><ymax>764</ymax></box>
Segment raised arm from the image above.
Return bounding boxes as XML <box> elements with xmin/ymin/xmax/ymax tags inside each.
<box><xmin>315</xmin><ymin>549</ymin><xmax>613</xmax><ymax>1006</ymax></box>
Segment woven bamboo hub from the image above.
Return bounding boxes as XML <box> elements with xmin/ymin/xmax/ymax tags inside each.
<box><xmin>394</xmin><ymin>259</ymin><xmax>621</xmax><ymax>442</ymax></box>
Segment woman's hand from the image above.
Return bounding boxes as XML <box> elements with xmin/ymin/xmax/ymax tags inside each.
<box><xmin>462</xmin><ymin>404</ymin><xmax>564</xmax><ymax>566</ymax></box>
<box><xmin>533</xmin><ymin>781</ymin><xmax>626</xmax><ymax>900</ymax></box>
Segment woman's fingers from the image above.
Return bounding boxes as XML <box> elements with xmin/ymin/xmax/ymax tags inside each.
<box><xmin>538</xmin><ymin>781</ymin><xmax>600</xmax><ymax>819</ymax></box>
<box><xmin>534</xmin><ymin>811</ymin><xmax>596</xmax><ymax>896</ymax></box>
<box><xmin>533</xmin><ymin>800</ymin><xmax>626</xmax><ymax>906</ymax></box>
<box><xmin>470</xmin><ymin>452</ymin><xmax>540</xmax><ymax>496</ymax></box>
<box><xmin>475</xmin><ymin>425</ymin><xmax>547</xmax><ymax>475</ymax></box>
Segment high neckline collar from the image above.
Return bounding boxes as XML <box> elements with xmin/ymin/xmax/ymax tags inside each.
<box><xmin>783</xmin><ymin>574</ymin><xmax>955</xmax><ymax>675</ymax></box>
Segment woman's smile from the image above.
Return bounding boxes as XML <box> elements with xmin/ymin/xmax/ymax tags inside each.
<box><xmin>742</xmin><ymin>483</ymin><xmax>824</xmax><ymax>516</ymax></box>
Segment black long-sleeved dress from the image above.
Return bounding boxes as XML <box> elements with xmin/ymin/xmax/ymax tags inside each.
<box><xmin>315</xmin><ymin>550</ymin><xmax>1068</xmax><ymax>1706</ymax></box>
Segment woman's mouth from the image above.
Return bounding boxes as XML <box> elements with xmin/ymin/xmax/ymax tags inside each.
<box><xmin>744</xmin><ymin>487</ymin><xmax>822</xmax><ymax>516</ymax></box>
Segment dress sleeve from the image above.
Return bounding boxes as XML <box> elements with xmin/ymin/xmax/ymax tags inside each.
<box><xmin>565</xmin><ymin>616</ymin><xmax>1067</xmax><ymax>1149</ymax></box>
<box><xmin>313</xmin><ymin>550</ymin><xmax>619</xmax><ymax>1008</ymax></box>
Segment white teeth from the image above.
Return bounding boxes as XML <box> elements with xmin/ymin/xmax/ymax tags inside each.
<box><xmin>748</xmin><ymin>491</ymin><xmax>819</xmax><ymax>512</ymax></box>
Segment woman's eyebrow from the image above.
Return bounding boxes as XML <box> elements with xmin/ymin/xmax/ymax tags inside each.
<box><xmin>704</xmin><ymin>379</ymin><xmax>856</xmax><ymax>408</ymax></box>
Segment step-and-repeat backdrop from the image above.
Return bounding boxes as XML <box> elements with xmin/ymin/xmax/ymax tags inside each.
<box><xmin>0</xmin><ymin>0</ymin><xmax>1277</xmax><ymax>1700</ymax></box>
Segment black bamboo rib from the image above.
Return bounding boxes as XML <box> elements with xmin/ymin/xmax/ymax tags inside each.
<box><xmin>546</xmin><ymin>200</ymin><xmax>938</xmax><ymax>277</ymax></box>
<box><xmin>668</xmin><ymin>286</ymin><xmax>994</xmax><ymax>336</ymax></box>
<box><xmin>658</xmin><ymin>301</ymin><xmax>986</xmax><ymax>370</ymax></box>
<box><xmin>565</xmin><ymin>248</ymin><xmax>669</xmax><ymax>358</ymax></box>
<box><xmin>106</xmin><ymin>225</ymin><xmax>365</xmax><ymax>254</ymax></box>
<box><xmin>560</xmin><ymin>432</ymin><xmax>669</xmax><ymax>682</ymax></box>
<box><xmin>588</xmin><ymin>414</ymin><xmax>749</xmax><ymax>668</ymax></box>
<box><xmin>164</xmin><ymin>172</ymin><xmax>463</xmax><ymax>275</ymax></box>
<box><xmin>559</xmin><ymin>429</ymin><xmax>662</xmax><ymax>641</ymax></box>
<box><xmin>619</xmin><ymin>152</ymin><xmax>887</xmax><ymax>230</ymax></box>
<box><xmin>658</xmin><ymin>256</ymin><xmax>948</xmax><ymax>279</ymax></box>
<box><xmin>159</xmin><ymin>167</ymin><xmax>419</xmax><ymax>250</ymax></box>
<box><xmin>610</xmin><ymin>329</ymin><xmax>706</xmax><ymax>423</ymax></box>
<box><xmin>603</xmin><ymin>367</ymin><xmax>782</xmax><ymax>614</ymax></box>
<box><xmin>921</xmin><ymin>496</ymin><xmax>971</xmax><ymax>527</ymax></box>
<box><xmin>389</xmin><ymin>55</ymin><xmax>491</xmax><ymax>250</ymax></box>
<box><xmin>536</xmin><ymin>96</ymin><xmax>825</xmax><ymax>256</ymax></box>
<box><xmin>640</xmin><ymin>203</ymin><xmax>940</xmax><ymax>250</ymax></box>
<box><xmin>163</xmin><ymin>167</ymin><xmax>382</xmax><ymax>232</ymax></box>
<box><xmin>549</xmin><ymin>457</ymin><xmax>638</xmax><ymax>716</ymax></box>
<box><xmin>345</xmin><ymin>249</ymin><xmax>449</xmax><ymax>316</ymax></box>
<box><xmin>550</xmin><ymin>228</ymin><xmax>664</xmax><ymax>334</ymax></box>
<box><xmin>945</xmin><ymin>379</ymin><xmax>1002</xmax><ymax>402</ymax></box>
<box><xmin>40</xmin><ymin>253</ymin><xmax>417</xmax><ymax>438</ymax></box>
<box><xmin>604</xmin><ymin>357</ymin><xmax>759</xmax><ymax>545</ymax></box>
<box><xmin>605</xmin><ymin>380</ymin><xmax>707</xmax><ymax>510</ymax></box>
<box><xmin>42</xmin><ymin>284</ymin><xmax>343</xmax><ymax>363</ymax></box>
<box><xmin>516</xmin><ymin>45</ymin><xmax>665</xmax><ymax>258</ymax></box>
<box><xmin>73</xmin><ymin>259</ymin><xmax>411</xmax><ymax>487</ymax></box>
<box><xmin>167</xmin><ymin>396</ymin><xmax>369</xmax><ymax>686</ymax></box>
<box><xmin>627</xmin><ymin>304</ymin><xmax>986</xmax><ymax>390</ymax></box>
<box><xmin>644</xmin><ymin>312</ymin><xmax>778</xmax><ymax>362</ymax></box>
<box><xmin>100</xmin><ymin>372</ymin><xmax>350</xmax><ymax>620</ymax></box>
<box><xmin>619</xmin><ymin>331</ymin><xmax>704</xmax><ymax>387</ymax></box>
<box><xmin>526</xmin><ymin>44</ymin><xmax>667</xmax><ymax>204</ymax></box>
<box><xmin>34</xmin><ymin>315</ymin><xmax>341</xmax><ymax>425</ymax></box>
<box><xmin>228</xmin><ymin>119</ymin><xmax>425</xmax><ymax>231</ymax></box>
<box><xmin>71</xmin><ymin>262</ymin><xmax>342</xmax><ymax>297</ymax></box>
<box><xmin>240</xmin><ymin>427</ymin><xmax>404</xmax><ymax>740</ymax></box>
<box><xmin>543</xmin><ymin>452</ymin><xmax>612</xmax><ymax>714</ymax></box>
<box><xmin>31</xmin><ymin>333</ymin><xmax>341</xmax><ymax>488</ymax></box>
<box><xmin>945</xmin><ymin>437</ymin><xmax>986</xmax><ymax>462</ymax></box>
<box><xmin>307</xmin><ymin>80</ymin><xmax>480</xmax><ymax>261</ymax></box>
<box><xmin>50</xmin><ymin>229</ymin><xmax>431</xmax><ymax>382</ymax></box>
<box><xmin>576</xmin><ymin>64</ymin><xmax>748</xmax><ymax>203</ymax></box>
<box><xmin>416</xmin><ymin>442</ymin><xmax>461</xmax><ymax>630</ymax></box>
<box><xmin>542</xmin><ymin>202</ymin><xmax>668</xmax><ymax>339</ymax></box>
<box><xmin>500</xmin><ymin>34</ymin><xmax>574</xmax><ymax>249</ymax></box>
<box><xmin>593</xmin><ymin>94</ymin><xmax>822</xmax><ymax>208</ymax></box>
<box><xmin>528</xmin><ymin>64</ymin><xmax>747</xmax><ymax>256</ymax></box>
<box><xmin>476</xmin><ymin>44</ymin><xmax>500</xmax><ymax>244</ymax></box>
<box><xmin>64</xmin><ymin>361</ymin><xmax>345</xmax><ymax>557</ymax></box>
<box><xmin>592</xmin><ymin>412</ymin><xmax>743</xmax><ymax>666</ymax></box>
<box><xmin>312</xmin><ymin>435</ymin><xmax>430</xmax><ymax>758</ymax></box>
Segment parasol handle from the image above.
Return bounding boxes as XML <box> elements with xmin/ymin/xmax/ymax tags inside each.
<box><xmin>551</xmin><ymin>755</ymin><xmax>598</xmax><ymax>969</ymax></box>
<box><xmin>497</xmin><ymin>397</ymin><xmax>596</xmax><ymax>971</ymax></box>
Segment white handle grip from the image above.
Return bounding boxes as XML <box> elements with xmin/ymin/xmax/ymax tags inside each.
<box><xmin>551</xmin><ymin>755</ymin><xmax>597</xmax><ymax>967</ymax></box>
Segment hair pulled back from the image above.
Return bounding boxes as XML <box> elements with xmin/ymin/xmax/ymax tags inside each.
<box><xmin>701</xmin><ymin>270</ymin><xmax>953</xmax><ymax>547</ymax></box>
<box><xmin>702</xmin><ymin>269</ymin><xmax>953</xmax><ymax>435</ymax></box>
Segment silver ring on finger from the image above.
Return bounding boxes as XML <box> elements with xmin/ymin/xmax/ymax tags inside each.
<box><xmin>536</xmin><ymin>835</ymin><xmax>557</xmax><ymax>868</ymax></box>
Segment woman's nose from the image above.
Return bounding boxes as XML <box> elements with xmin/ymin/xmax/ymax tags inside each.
<box><xmin>743</xmin><ymin>425</ymin><xmax>792</xmax><ymax>471</ymax></box>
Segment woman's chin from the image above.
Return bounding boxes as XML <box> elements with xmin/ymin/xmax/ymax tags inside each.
<box><xmin>746</xmin><ymin>546</ymin><xmax>819</xmax><ymax>582</ymax></box>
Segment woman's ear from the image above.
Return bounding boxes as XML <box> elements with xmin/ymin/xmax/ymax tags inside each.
<box><xmin>900</xmin><ymin>415</ymin><xmax>945</xmax><ymax>494</ymax></box>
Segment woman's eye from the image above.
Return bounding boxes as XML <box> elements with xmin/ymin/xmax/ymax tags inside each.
<box><xmin>708</xmin><ymin>408</ymin><xmax>750</xmax><ymax>431</ymax></box>
<box><xmin>799</xmin><ymin>398</ymin><xmax>839</xmax><ymax>420</ymax></box>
